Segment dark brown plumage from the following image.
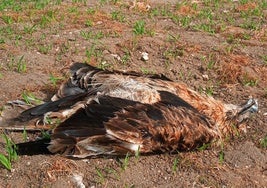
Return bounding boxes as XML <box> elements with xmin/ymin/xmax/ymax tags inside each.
<box><xmin>15</xmin><ymin>63</ymin><xmax>258</xmax><ymax>158</ymax></box>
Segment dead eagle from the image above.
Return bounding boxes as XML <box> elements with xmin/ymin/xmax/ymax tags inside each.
<box><xmin>16</xmin><ymin>63</ymin><xmax>258</xmax><ymax>158</ymax></box>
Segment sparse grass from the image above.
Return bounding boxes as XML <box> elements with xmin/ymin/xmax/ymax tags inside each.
<box><xmin>163</xmin><ymin>48</ymin><xmax>184</xmax><ymax>61</ymax></box>
<box><xmin>219</xmin><ymin>143</ymin><xmax>224</xmax><ymax>164</ymax></box>
<box><xmin>133</xmin><ymin>20</ymin><xmax>145</xmax><ymax>35</ymax></box>
<box><xmin>23</xmin><ymin>127</ymin><xmax>28</xmax><ymax>142</ymax></box>
<box><xmin>81</xmin><ymin>30</ymin><xmax>104</xmax><ymax>40</ymax></box>
<box><xmin>197</xmin><ymin>143</ymin><xmax>211</xmax><ymax>151</ymax></box>
<box><xmin>86</xmin><ymin>45</ymin><xmax>96</xmax><ymax>62</ymax></box>
<box><xmin>121</xmin><ymin>49</ymin><xmax>131</xmax><ymax>64</ymax></box>
<box><xmin>260</xmin><ymin>135</ymin><xmax>267</xmax><ymax>148</ymax></box>
<box><xmin>0</xmin><ymin>153</ymin><xmax>12</xmax><ymax>171</ymax></box>
<box><xmin>121</xmin><ymin>153</ymin><xmax>130</xmax><ymax>171</ymax></box>
<box><xmin>17</xmin><ymin>55</ymin><xmax>27</xmax><ymax>73</ymax></box>
<box><xmin>262</xmin><ymin>55</ymin><xmax>267</xmax><ymax>65</ymax></box>
<box><xmin>140</xmin><ymin>67</ymin><xmax>155</xmax><ymax>75</ymax></box>
<box><xmin>94</xmin><ymin>166</ymin><xmax>120</xmax><ymax>184</ymax></box>
<box><xmin>0</xmin><ymin>38</ymin><xmax>5</xmax><ymax>44</ymax></box>
<box><xmin>194</xmin><ymin>23</ymin><xmax>215</xmax><ymax>34</ymax></box>
<box><xmin>198</xmin><ymin>85</ymin><xmax>214</xmax><ymax>96</ymax></box>
<box><xmin>2</xmin><ymin>15</ymin><xmax>14</xmax><ymax>24</ymax></box>
<box><xmin>98</xmin><ymin>61</ymin><xmax>111</xmax><ymax>70</ymax></box>
<box><xmin>0</xmin><ymin>134</ymin><xmax>18</xmax><ymax>171</ymax></box>
<box><xmin>167</xmin><ymin>33</ymin><xmax>180</xmax><ymax>42</ymax></box>
<box><xmin>22</xmin><ymin>91</ymin><xmax>43</xmax><ymax>105</ymax></box>
<box><xmin>111</xmin><ymin>11</ymin><xmax>125</xmax><ymax>22</ymax></box>
<box><xmin>7</xmin><ymin>55</ymin><xmax>27</xmax><ymax>73</ymax></box>
<box><xmin>172</xmin><ymin>157</ymin><xmax>179</xmax><ymax>174</ymax></box>
<box><xmin>40</xmin><ymin>130</ymin><xmax>51</xmax><ymax>140</ymax></box>
<box><xmin>204</xmin><ymin>86</ymin><xmax>214</xmax><ymax>96</ymax></box>
<box><xmin>68</xmin><ymin>6</ymin><xmax>78</xmax><ymax>14</ymax></box>
<box><xmin>242</xmin><ymin>73</ymin><xmax>258</xmax><ymax>86</ymax></box>
<box><xmin>0</xmin><ymin>106</ymin><xmax>4</xmax><ymax>116</ymax></box>
<box><xmin>87</xmin><ymin>7</ymin><xmax>96</xmax><ymax>15</ymax></box>
<box><xmin>179</xmin><ymin>16</ymin><xmax>192</xmax><ymax>28</ymax></box>
<box><xmin>95</xmin><ymin>167</ymin><xmax>105</xmax><ymax>184</ymax></box>
<box><xmin>49</xmin><ymin>74</ymin><xmax>62</xmax><ymax>86</ymax></box>
<box><xmin>85</xmin><ymin>19</ymin><xmax>93</xmax><ymax>27</ymax></box>
<box><xmin>85</xmin><ymin>44</ymin><xmax>104</xmax><ymax>64</ymax></box>
<box><xmin>38</xmin><ymin>44</ymin><xmax>52</xmax><ymax>54</ymax></box>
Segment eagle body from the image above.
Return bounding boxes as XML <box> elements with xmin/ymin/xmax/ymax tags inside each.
<box><xmin>16</xmin><ymin>63</ymin><xmax>258</xmax><ymax>158</ymax></box>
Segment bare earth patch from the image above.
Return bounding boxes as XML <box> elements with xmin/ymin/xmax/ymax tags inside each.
<box><xmin>0</xmin><ymin>1</ymin><xmax>266</xmax><ymax>187</ymax></box>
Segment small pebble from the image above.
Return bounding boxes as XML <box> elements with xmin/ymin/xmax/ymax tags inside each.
<box><xmin>202</xmin><ymin>74</ymin><xmax>209</xmax><ymax>80</ymax></box>
<box><xmin>72</xmin><ymin>173</ymin><xmax>85</xmax><ymax>188</ymax></box>
<box><xmin>141</xmin><ymin>52</ymin><xmax>149</xmax><ymax>61</ymax></box>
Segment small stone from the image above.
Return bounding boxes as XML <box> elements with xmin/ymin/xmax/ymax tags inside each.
<box><xmin>141</xmin><ymin>52</ymin><xmax>149</xmax><ymax>61</ymax></box>
<box><xmin>202</xmin><ymin>74</ymin><xmax>209</xmax><ymax>80</ymax></box>
<box><xmin>72</xmin><ymin>173</ymin><xmax>85</xmax><ymax>188</ymax></box>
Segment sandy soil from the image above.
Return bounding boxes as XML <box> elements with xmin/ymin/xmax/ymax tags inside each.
<box><xmin>0</xmin><ymin>1</ymin><xmax>266</xmax><ymax>187</ymax></box>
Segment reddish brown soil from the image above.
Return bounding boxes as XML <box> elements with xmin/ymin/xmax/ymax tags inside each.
<box><xmin>0</xmin><ymin>1</ymin><xmax>266</xmax><ymax>187</ymax></box>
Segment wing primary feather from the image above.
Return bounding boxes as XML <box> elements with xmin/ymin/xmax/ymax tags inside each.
<box><xmin>18</xmin><ymin>89</ymin><xmax>97</xmax><ymax>121</ymax></box>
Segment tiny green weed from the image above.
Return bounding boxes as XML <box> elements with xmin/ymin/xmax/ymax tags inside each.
<box><xmin>167</xmin><ymin>33</ymin><xmax>180</xmax><ymax>42</ymax></box>
<box><xmin>262</xmin><ymin>55</ymin><xmax>267</xmax><ymax>65</ymax></box>
<box><xmin>197</xmin><ymin>143</ymin><xmax>211</xmax><ymax>151</ymax></box>
<box><xmin>2</xmin><ymin>15</ymin><xmax>13</xmax><ymax>24</ymax></box>
<box><xmin>81</xmin><ymin>31</ymin><xmax>104</xmax><ymax>40</ymax></box>
<box><xmin>87</xmin><ymin>8</ymin><xmax>96</xmax><ymax>15</ymax></box>
<box><xmin>41</xmin><ymin>130</ymin><xmax>51</xmax><ymax>140</ymax></box>
<box><xmin>133</xmin><ymin>20</ymin><xmax>145</xmax><ymax>35</ymax></box>
<box><xmin>49</xmin><ymin>74</ymin><xmax>62</xmax><ymax>86</ymax></box>
<box><xmin>0</xmin><ymin>134</ymin><xmax>18</xmax><ymax>171</ymax></box>
<box><xmin>7</xmin><ymin>55</ymin><xmax>27</xmax><ymax>73</ymax></box>
<box><xmin>121</xmin><ymin>153</ymin><xmax>130</xmax><ymax>171</ymax></box>
<box><xmin>22</xmin><ymin>91</ymin><xmax>42</xmax><ymax>105</ymax></box>
<box><xmin>242</xmin><ymin>73</ymin><xmax>258</xmax><ymax>87</ymax></box>
<box><xmin>172</xmin><ymin>157</ymin><xmax>179</xmax><ymax>174</ymax></box>
<box><xmin>85</xmin><ymin>45</ymin><xmax>96</xmax><ymax>62</ymax></box>
<box><xmin>260</xmin><ymin>135</ymin><xmax>267</xmax><ymax>148</ymax></box>
<box><xmin>38</xmin><ymin>44</ymin><xmax>52</xmax><ymax>54</ymax></box>
<box><xmin>17</xmin><ymin>55</ymin><xmax>27</xmax><ymax>73</ymax></box>
<box><xmin>23</xmin><ymin>127</ymin><xmax>28</xmax><ymax>142</ymax></box>
<box><xmin>111</xmin><ymin>11</ymin><xmax>125</xmax><ymax>22</ymax></box>
<box><xmin>95</xmin><ymin>167</ymin><xmax>105</xmax><ymax>184</ymax></box>
<box><xmin>23</xmin><ymin>24</ymin><xmax>37</xmax><ymax>35</ymax></box>
<box><xmin>85</xmin><ymin>20</ymin><xmax>93</xmax><ymax>27</ymax></box>
<box><xmin>219</xmin><ymin>143</ymin><xmax>224</xmax><ymax>164</ymax></box>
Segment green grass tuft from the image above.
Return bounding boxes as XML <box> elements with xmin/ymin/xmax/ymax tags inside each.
<box><xmin>0</xmin><ymin>134</ymin><xmax>18</xmax><ymax>171</ymax></box>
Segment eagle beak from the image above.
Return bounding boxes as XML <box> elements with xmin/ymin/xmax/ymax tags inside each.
<box><xmin>238</xmin><ymin>98</ymin><xmax>258</xmax><ymax>115</ymax></box>
<box><xmin>236</xmin><ymin>98</ymin><xmax>258</xmax><ymax>123</ymax></box>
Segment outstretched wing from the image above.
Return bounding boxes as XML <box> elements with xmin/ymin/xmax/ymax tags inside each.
<box><xmin>14</xmin><ymin>63</ymin><xmax>173</xmax><ymax>126</ymax></box>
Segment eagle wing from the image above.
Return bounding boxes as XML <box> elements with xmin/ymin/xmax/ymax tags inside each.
<box><xmin>48</xmin><ymin>91</ymin><xmax>217</xmax><ymax>158</ymax></box>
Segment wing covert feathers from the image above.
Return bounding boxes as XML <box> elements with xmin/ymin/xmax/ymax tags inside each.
<box><xmin>47</xmin><ymin>94</ymin><xmax>217</xmax><ymax>157</ymax></box>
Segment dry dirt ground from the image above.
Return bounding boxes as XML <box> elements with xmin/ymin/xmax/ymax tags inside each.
<box><xmin>0</xmin><ymin>0</ymin><xmax>267</xmax><ymax>187</ymax></box>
